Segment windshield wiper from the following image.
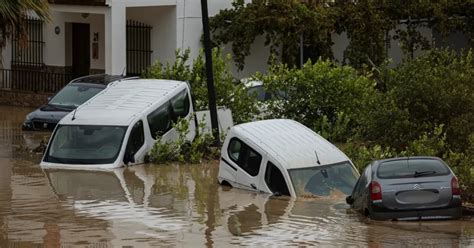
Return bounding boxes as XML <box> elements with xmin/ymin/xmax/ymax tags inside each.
<box><xmin>49</xmin><ymin>103</ymin><xmax>75</xmax><ymax>110</ymax></box>
<box><xmin>414</xmin><ymin>170</ymin><xmax>437</xmax><ymax>178</ymax></box>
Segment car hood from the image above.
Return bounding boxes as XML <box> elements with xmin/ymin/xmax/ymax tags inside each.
<box><xmin>27</xmin><ymin>104</ymin><xmax>75</xmax><ymax>122</ymax></box>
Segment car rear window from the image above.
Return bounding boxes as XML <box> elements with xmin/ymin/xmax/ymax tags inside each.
<box><xmin>377</xmin><ymin>159</ymin><xmax>450</xmax><ymax>179</ymax></box>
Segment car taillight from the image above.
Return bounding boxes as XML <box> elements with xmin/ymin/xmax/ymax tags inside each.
<box><xmin>451</xmin><ymin>177</ymin><xmax>461</xmax><ymax>196</ymax></box>
<box><xmin>370</xmin><ymin>181</ymin><xmax>382</xmax><ymax>201</ymax></box>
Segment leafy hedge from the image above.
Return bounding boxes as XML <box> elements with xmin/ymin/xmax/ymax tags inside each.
<box><xmin>143</xmin><ymin>49</ymin><xmax>259</xmax><ymax>124</ymax></box>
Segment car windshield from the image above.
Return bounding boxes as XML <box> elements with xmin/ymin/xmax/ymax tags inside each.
<box><xmin>247</xmin><ymin>85</ymin><xmax>287</xmax><ymax>102</ymax></box>
<box><xmin>377</xmin><ymin>159</ymin><xmax>450</xmax><ymax>179</ymax></box>
<box><xmin>45</xmin><ymin>125</ymin><xmax>127</xmax><ymax>164</ymax></box>
<box><xmin>49</xmin><ymin>84</ymin><xmax>103</xmax><ymax>107</ymax></box>
<box><xmin>288</xmin><ymin>161</ymin><xmax>359</xmax><ymax>197</ymax></box>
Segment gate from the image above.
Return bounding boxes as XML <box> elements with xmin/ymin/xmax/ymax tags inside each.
<box><xmin>126</xmin><ymin>20</ymin><xmax>152</xmax><ymax>76</ymax></box>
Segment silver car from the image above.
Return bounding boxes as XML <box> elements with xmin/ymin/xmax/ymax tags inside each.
<box><xmin>346</xmin><ymin>156</ymin><xmax>462</xmax><ymax>220</ymax></box>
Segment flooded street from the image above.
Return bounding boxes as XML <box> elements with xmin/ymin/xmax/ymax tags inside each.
<box><xmin>1</xmin><ymin>105</ymin><xmax>474</xmax><ymax>247</ymax></box>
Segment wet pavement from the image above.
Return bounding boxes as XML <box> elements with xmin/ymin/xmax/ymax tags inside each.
<box><xmin>1</xmin><ymin>105</ymin><xmax>474</xmax><ymax>247</ymax></box>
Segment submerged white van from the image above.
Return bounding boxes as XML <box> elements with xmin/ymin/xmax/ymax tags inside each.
<box><xmin>218</xmin><ymin>119</ymin><xmax>360</xmax><ymax>198</ymax></box>
<box><xmin>41</xmin><ymin>79</ymin><xmax>229</xmax><ymax>170</ymax></box>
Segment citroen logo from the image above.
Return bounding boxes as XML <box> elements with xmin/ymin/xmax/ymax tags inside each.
<box><xmin>413</xmin><ymin>184</ymin><xmax>423</xmax><ymax>190</ymax></box>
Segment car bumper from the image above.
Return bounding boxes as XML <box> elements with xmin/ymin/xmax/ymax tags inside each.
<box><xmin>369</xmin><ymin>197</ymin><xmax>462</xmax><ymax>220</ymax></box>
<box><xmin>22</xmin><ymin>120</ymin><xmax>58</xmax><ymax>131</ymax></box>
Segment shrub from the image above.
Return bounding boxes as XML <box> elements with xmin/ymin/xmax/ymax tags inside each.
<box><xmin>146</xmin><ymin>117</ymin><xmax>216</xmax><ymax>164</ymax></box>
<box><xmin>143</xmin><ymin>48</ymin><xmax>259</xmax><ymax>123</ymax></box>
<box><xmin>377</xmin><ymin>49</ymin><xmax>474</xmax><ymax>151</ymax></box>
<box><xmin>261</xmin><ymin>59</ymin><xmax>378</xmax><ymax>143</ymax></box>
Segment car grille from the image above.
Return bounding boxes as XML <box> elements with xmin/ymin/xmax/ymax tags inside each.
<box><xmin>32</xmin><ymin>121</ymin><xmax>57</xmax><ymax>131</ymax></box>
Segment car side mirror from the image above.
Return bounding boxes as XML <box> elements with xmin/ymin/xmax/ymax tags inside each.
<box><xmin>346</xmin><ymin>195</ymin><xmax>354</xmax><ymax>205</ymax></box>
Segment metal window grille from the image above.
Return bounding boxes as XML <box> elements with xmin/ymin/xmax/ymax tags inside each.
<box><xmin>126</xmin><ymin>20</ymin><xmax>152</xmax><ymax>76</ymax></box>
<box><xmin>11</xmin><ymin>17</ymin><xmax>44</xmax><ymax>67</ymax></box>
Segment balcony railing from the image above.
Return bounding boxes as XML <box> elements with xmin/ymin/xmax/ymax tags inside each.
<box><xmin>48</xmin><ymin>0</ymin><xmax>106</xmax><ymax>6</ymax></box>
<box><xmin>0</xmin><ymin>69</ymin><xmax>72</xmax><ymax>93</ymax></box>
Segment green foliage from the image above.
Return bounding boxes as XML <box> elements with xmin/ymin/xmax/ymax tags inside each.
<box><xmin>339</xmin><ymin>142</ymin><xmax>396</xmax><ymax>172</ymax></box>
<box><xmin>261</xmin><ymin>59</ymin><xmax>377</xmax><ymax>143</ymax></box>
<box><xmin>210</xmin><ymin>1</ymin><xmax>474</xmax><ymax>69</ymax></box>
<box><xmin>210</xmin><ymin>0</ymin><xmax>336</xmax><ymax>69</ymax></box>
<box><xmin>370</xmin><ymin>49</ymin><xmax>474</xmax><ymax>151</ymax></box>
<box><xmin>146</xmin><ymin>117</ymin><xmax>216</xmax><ymax>164</ymax></box>
<box><xmin>143</xmin><ymin>48</ymin><xmax>259</xmax><ymax>123</ymax></box>
<box><xmin>0</xmin><ymin>0</ymin><xmax>50</xmax><ymax>62</ymax></box>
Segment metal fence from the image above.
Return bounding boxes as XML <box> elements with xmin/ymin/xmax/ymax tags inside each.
<box><xmin>11</xmin><ymin>17</ymin><xmax>44</xmax><ymax>68</ymax></box>
<box><xmin>0</xmin><ymin>69</ymin><xmax>72</xmax><ymax>93</ymax></box>
<box><xmin>126</xmin><ymin>20</ymin><xmax>152</xmax><ymax>76</ymax></box>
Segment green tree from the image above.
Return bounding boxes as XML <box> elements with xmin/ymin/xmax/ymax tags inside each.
<box><xmin>210</xmin><ymin>0</ymin><xmax>336</xmax><ymax>70</ymax></box>
<box><xmin>143</xmin><ymin>49</ymin><xmax>259</xmax><ymax>124</ymax></box>
<box><xmin>210</xmin><ymin>1</ymin><xmax>473</xmax><ymax>69</ymax></box>
<box><xmin>0</xmin><ymin>0</ymin><xmax>50</xmax><ymax>63</ymax></box>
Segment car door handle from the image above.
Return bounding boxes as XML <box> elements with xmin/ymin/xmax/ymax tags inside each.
<box><xmin>250</xmin><ymin>183</ymin><xmax>257</xmax><ymax>190</ymax></box>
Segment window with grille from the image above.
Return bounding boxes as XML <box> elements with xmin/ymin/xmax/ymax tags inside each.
<box><xmin>126</xmin><ymin>20</ymin><xmax>152</xmax><ymax>76</ymax></box>
<box><xmin>11</xmin><ymin>17</ymin><xmax>44</xmax><ymax>67</ymax></box>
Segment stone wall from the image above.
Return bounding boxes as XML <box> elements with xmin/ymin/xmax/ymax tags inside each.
<box><xmin>0</xmin><ymin>89</ymin><xmax>51</xmax><ymax>108</ymax></box>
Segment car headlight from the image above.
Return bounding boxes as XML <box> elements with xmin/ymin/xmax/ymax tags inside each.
<box><xmin>24</xmin><ymin>114</ymin><xmax>33</xmax><ymax>122</ymax></box>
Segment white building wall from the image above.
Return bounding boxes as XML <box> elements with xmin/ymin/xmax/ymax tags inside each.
<box><xmin>176</xmin><ymin>0</ymin><xmax>270</xmax><ymax>78</ymax></box>
<box><xmin>44</xmin><ymin>10</ymin><xmax>106</xmax><ymax>70</ymax></box>
<box><xmin>127</xmin><ymin>6</ymin><xmax>177</xmax><ymax>66</ymax></box>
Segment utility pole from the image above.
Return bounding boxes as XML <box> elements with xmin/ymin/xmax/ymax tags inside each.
<box><xmin>200</xmin><ymin>0</ymin><xmax>220</xmax><ymax>146</ymax></box>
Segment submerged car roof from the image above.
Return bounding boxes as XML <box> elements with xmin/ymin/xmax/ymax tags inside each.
<box><xmin>70</xmin><ymin>74</ymin><xmax>126</xmax><ymax>86</ymax></box>
<box><xmin>59</xmin><ymin>79</ymin><xmax>188</xmax><ymax>126</ymax></box>
<box><xmin>231</xmin><ymin>119</ymin><xmax>350</xmax><ymax>170</ymax></box>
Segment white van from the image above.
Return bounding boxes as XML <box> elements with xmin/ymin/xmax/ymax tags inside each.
<box><xmin>218</xmin><ymin>119</ymin><xmax>360</xmax><ymax>198</ymax></box>
<box><xmin>41</xmin><ymin>79</ymin><xmax>230</xmax><ymax>170</ymax></box>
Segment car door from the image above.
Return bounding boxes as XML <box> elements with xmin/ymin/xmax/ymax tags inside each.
<box><xmin>353</xmin><ymin>165</ymin><xmax>371</xmax><ymax>211</ymax></box>
<box><xmin>170</xmin><ymin>88</ymin><xmax>196</xmax><ymax>142</ymax></box>
<box><xmin>226</xmin><ymin>138</ymin><xmax>264</xmax><ymax>192</ymax></box>
<box><xmin>123</xmin><ymin>120</ymin><xmax>146</xmax><ymax>165</ymax></box>
<box><xmin>261</xmin><ymin>161</ymin><xmax>291</xmax><ymax>196</ymax></box>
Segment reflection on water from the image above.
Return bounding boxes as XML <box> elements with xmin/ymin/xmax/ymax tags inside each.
<box><xmin>0</xmin><ymin>105</ymin><xmax>474</xmax><ymax>247</ymax></box>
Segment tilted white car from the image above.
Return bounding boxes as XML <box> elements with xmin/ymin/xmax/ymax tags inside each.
<box><xmin>218</xmin><ymin>119</ymin><xmax>360</xmax><ymax>198</ymax></box>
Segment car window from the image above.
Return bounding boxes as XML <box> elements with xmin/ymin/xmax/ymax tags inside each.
<box><xmin>124</xmin><ymin>120</ymin><xmax>145</xmax><ymax>162</ymax></box>
<box><xmin>377</xmin><ymin>159</ymin><xmax>450</xmax><ymax>179</ymax></box>
<box><xmin>265</xmin><ymin>162</ymin><xmax>290</xmax><ymax>196</ymax></box>
<box><xmin>288</xmin><ymin>161</ymin><xmax>359</xmax><ymax>197</ymax></box>
<box><xmin>45</xmin><ymin>125</ymin><xmax>127</xmax><ymax>164</ymax></box>
<box><xmin>227</xmin><ymin>138</ymin><xmax>262</xmax><ymax>177</ymax></box>
<box><xmin>49</xmin><ymin>84</ymin><xmax>103</xmax><ymax>107</ymax></box>
<box><xmin>147</xmin><ymin>103</ymin><xmax>172</xmax><ymax>139</ymax></box>
<box><xmin>170</xmin><ymin>90</ymin><xmax>190</xmax><ymax>119</ymax></box>
<box><xmin>228</xmin><ymin>139</ymin><xmax>242</xmax><ymax>161</ymax></box>
<box><xmin>247</xmin><ymin>85</ymin><xmax>267</xmax><ymax>101</ymax></box>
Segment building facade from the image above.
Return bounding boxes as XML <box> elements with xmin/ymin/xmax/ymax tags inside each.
<box><xmin>0</xmin><ymin>0</ymin><xmax>268</xmax><ymax>90</ymax></box>
<box><xmin>0</xmin><ymin>0</ymin><xmax>467</xmax><ymax>94</ymax></box>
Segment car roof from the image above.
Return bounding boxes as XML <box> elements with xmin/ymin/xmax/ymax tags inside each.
<box><xmin>241</xmin><ymin>78</ymin><xmax>263</xmax><ymax>88</ymax></box>
<box><xmin>230</xmin><ymin>119</ymin><xmax>350</xmax><ymax>170</ymax></box>
<box><xmin>59</xmin><ymin>79</ymin><xmax>188</xmax><ymax>126</ymax></box>
<box><xmin>373</xmin><ymin>156</ymin><xmax>443</xmax><ymax>164</ymax></box>
<box><xmin>69</xmin><ymin>74</ymin><xmax>128</xmax><ymax>85</ymax></box>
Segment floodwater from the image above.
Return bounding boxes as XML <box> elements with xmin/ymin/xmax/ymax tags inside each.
<box><xmin>1</xmin><ymin>106</ymin><xmax>474</xmax><ymax>247</ymax></box>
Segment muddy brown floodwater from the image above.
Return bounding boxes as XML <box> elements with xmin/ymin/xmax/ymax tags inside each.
<box><xmin>1</xmin><ymin>105</ymin><xmax>474</xmax><ymax>247</ymax></box>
